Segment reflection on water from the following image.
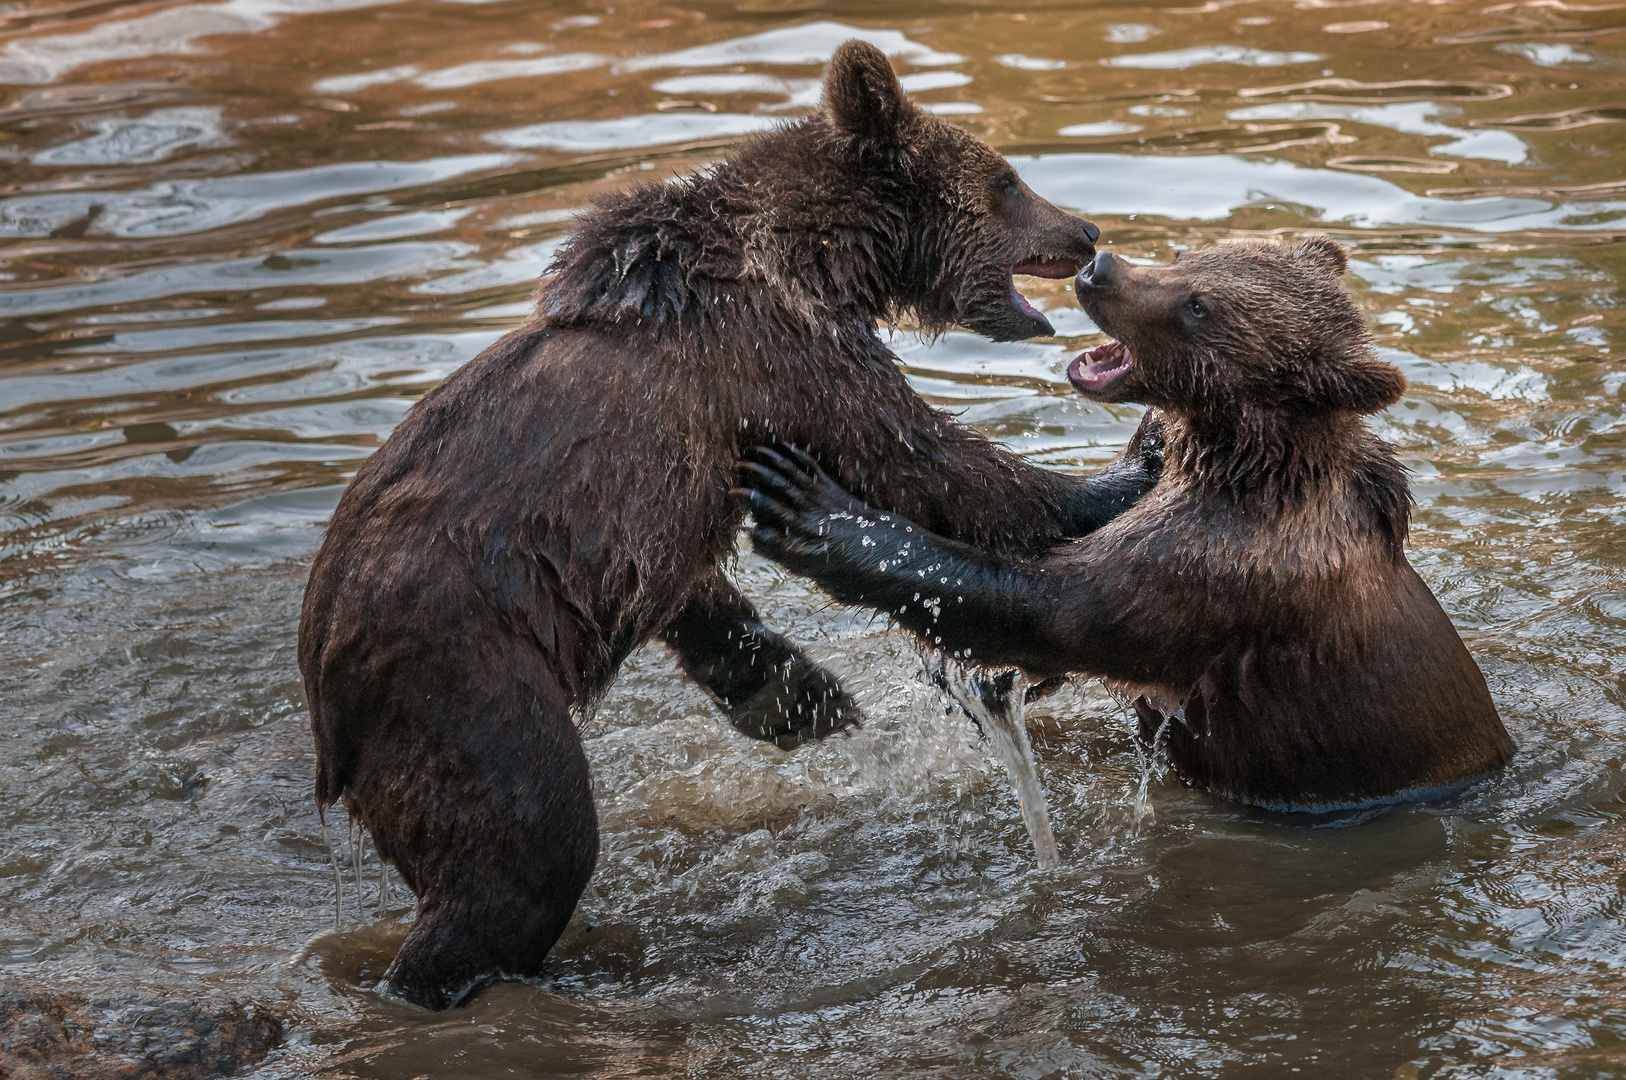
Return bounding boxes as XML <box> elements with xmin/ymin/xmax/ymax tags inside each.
<box><xmin>1</xmin><ymin>0</ymin><xmax>1624</xmax><ymax>1076</ymax></box>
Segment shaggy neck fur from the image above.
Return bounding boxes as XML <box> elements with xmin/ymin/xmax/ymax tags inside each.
<box><xmin>540</xmin><ymin>118</ymin><xmax>926</xmax><ymax>337</ymax></box>
<box><xmin>1162</xmin><ymin>408</ymin><xmax>1411</xmax><ymax>552</ymax></box>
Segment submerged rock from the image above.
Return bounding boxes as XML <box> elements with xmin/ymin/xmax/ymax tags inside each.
<box><xmin>0</xmin><ymin>991</ymin><xmax>282</xmax><ymax>1079</ymax></box>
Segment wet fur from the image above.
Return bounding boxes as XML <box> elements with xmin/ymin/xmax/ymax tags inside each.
<box><xmin>298</xmin><ymin>42</ymin><xmax>1156</xmax><ymax>1008</ymax></box>
<box><xmin>744</xmin><ymin>238</ymin><xmax>1514</xmax><ymax>813</ymax></box>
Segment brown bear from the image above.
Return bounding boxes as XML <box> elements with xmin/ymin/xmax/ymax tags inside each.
<box><xmin>742</xmin><ymin>237</ymin><xmax>1515</xmax><ymax>814</ymax></box>
<box><xmin>298</xmin><ymin>41</ymin><xmax>1162</xmax><ymax>1009</ymax></box>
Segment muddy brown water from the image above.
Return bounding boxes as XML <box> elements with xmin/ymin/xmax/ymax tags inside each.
<box><xmin>1</xmin><ymin>0</ymin><xmax>1624</xmax><ymax>1076</ymax></box>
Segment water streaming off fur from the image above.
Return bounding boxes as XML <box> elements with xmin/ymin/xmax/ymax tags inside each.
<box><xmin>2</xmin><ymin>1</ymin><xmax>1625</xmax><ymax>1077</ymax></box>
<box><xmin>933</xmin><ymin>662</ymin><xmax>1059</xmax><ymax>869</ymax></box>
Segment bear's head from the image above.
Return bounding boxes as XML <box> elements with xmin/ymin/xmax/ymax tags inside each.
<box><xmin>1066</xmin><ymin>237</ymin><xmax>1405</xmax><ymax>422</ymax></box>
<box><xmin>820</xmin><ymin>41</ymin><xmax>1099</xmax><ymax>342</ymax></box>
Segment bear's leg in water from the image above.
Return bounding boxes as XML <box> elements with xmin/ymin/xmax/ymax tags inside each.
<box><xmin>661</xmin><ymin>573</ymin><xmax>859</xmax><ymax>749</ymax></box>
<box><xmin>352</xmin><ymin>651</ymin><xmax>598</xmax><ymax>1010</ymax></box>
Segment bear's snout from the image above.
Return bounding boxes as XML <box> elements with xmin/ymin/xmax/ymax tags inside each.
<box><xmin>1075</xmin><ymin>251</ymin><xmax>1118</xmax><ymax>292</ymax></box>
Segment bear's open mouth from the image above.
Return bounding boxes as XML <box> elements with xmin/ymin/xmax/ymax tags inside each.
<box><xmin>1066</xmin><ymin>339</ymin><xmax>1135</xmax><ymax>395</ymax></box>
<box><xmin>1012</xmin><ymin>256</ymin><xmax>1084</xmax><ymax>279</ymax></box>
<box><xmin>1008</xmin><ymin>256</ymin><xmax>1085</xmax><ymax>328</ymax></box>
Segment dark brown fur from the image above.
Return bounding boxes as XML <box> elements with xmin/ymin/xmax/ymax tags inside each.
<box><xmin>744</xmin><ymin>237</ymin><xmax>1514</xmax><ymax>814</ymax></box>
<box><xmin>298</xmin><ymin>42</ymin><xmax>1158</xmax><ymax>1009</ymax></box>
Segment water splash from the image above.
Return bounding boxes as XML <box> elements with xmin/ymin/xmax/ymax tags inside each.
<box><xmin>352</xmin><ymin>822</ymin><xmax>366</xmax><ymax>920</ymax></box>
<box><xmin>321</xmin><ymin>816</ymin><xmax>343</xmax><ymax>931</ymax></box>
<box><xmin>1130</xmin><ymin>713</ymin><xmax>1173</xmax><ymax>834</ymax></box>
<box><xmin>1100</xmin><ymin>681</ymin><xmax>1176</xmax><ymax>833</ymax></box>
<box><xmin>378</xmin><ymin>851</ymin><xmax>390</xmax><ymax>920</ymax></box>
<box><xmin>930</xmin><ymin>658</ymin><xmax>1058</xmax><ymax>869</ymax></box>
<box><xmin>317</xmin><ymin>810</ymin><xmax>397</xmax><ymax>933</ymax></box>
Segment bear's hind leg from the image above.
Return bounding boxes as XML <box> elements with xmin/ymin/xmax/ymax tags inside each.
<box><xmin>662</xmin><ymin>575</ymin><xmax>859</xmax><ymax>749</ymax></box>
<box><xmin>343</xmin><ymin>657</ymin><xmax>598</xmax><ymax>1010</ymax></box>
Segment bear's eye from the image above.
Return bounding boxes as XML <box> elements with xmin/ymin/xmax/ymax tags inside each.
<box><xmin>1186</xmin><ymin>297</ymin><xmax>1209</xmax><ymax>319</ymax></box>
<box><xmin>998</xmin><ymin>172</ymin><xmax>1019</xmax><ymax>197</ymax></box>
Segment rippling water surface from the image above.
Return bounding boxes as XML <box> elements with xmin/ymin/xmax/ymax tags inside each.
<box><xmin>2</xmin><ymin>1</ymin><xmax>1625</xmax><ymax>1076</ymax></box>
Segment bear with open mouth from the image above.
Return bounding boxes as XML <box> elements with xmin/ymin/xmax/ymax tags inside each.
<box><xmin>743</xmin><ymin>236</ymin><xmax>1515</xmax><ymax>814</ymax></box>
<box><xmin>298</xmin><ymin>41</ymin><xmax>1164</xmax><ymax>1008</ymax></box>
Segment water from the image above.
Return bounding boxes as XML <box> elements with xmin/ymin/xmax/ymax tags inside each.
<box><xmin>933</xmin><ymin>662</ymin><xmax>1059</xmax><ymax>869</ymax></box>
<box><xmin>0</xmin><ymin>1</ymin><xmax>1624</xmax><ymax>1076</ymax></box>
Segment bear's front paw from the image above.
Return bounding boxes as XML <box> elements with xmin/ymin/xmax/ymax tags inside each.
<box><xmin>741</xmin><ymin>445</ymin><xmax>865</xmax><ymax>515</ymax></box>
<box><xmin>739</xmin><ymin>445</ymin><xmax>928</xmax><ymax>608</ymax></box>
<box><xmin>1126</xmin><ymin>408</ymin><xmax>1165</xmax><ymax>473</ymax></box>
<box><xmin>738</xmin><ymin>445</ymin><xmax>869</xmax><ymax>569</ymax></box>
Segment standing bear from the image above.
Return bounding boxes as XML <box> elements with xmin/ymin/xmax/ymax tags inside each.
<box><xmin>744</xmin><ymin>238</ymin><xmax>1515</xmax><ymax>814</ymax></box>
<box><xmin>299</xmin><ymin>41</ymin><xmax>1161</xmax><ymax>1008</ymax></box>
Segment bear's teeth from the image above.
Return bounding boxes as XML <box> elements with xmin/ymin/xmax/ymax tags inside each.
<box><xmin>1065</xmin><ymin>340</ymin><xmax>1135</xmax><ymax>393</ymax></box>
<box><xmin>1011</xmin><ymin>255</ymin><xmax>1083</xmax><ymax>278</ymax></box>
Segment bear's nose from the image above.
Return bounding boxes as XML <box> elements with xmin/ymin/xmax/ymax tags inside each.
<box><xmin>1077</xmin><ymin>250</ymin><xmax>1116</xmax><ymax>289</ymax></box>
<box><xmin>1079</xmin><ymin>219</ymin><xmax>1101</xmax><ymax>244</ymax></box>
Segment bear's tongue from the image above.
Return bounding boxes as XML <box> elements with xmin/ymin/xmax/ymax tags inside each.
<box><xmin>1001</xmin><ymin>276</ymin><xmax>1053</xmax><ymax>331</ymax></box>
<box><xmin>1067</xmin><ymin>340</ymin><xmax>1134</xmax><ymax>394</ymax></box>
<box><xmin>1001</xmin><ymin>258</ymin><xmax>1079</xmax><ymax>333</ymax></box>
<box><xmin>1009</xmin><ymin>256</ymin><xmax>1082</xmax><ymax>329</ymax></box>
<box><xmin>1010</xmin><ymin>280</ymin><xmax>1045</xmax><ymax>322</ymax></box>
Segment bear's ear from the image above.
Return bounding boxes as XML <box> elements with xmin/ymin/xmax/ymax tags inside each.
<box><xmin>1294</xmin><ymin>235</ymin><xmax>1348</xmax><ymax>276</ymax></box>
<box><xmin>825</xmin><ymin>40</ymin><xmax>908</xmax><ymax>146</ymax></box>
<box><xmin>1333</xmin><ymin>355</ymin><xmax>1407</xmax><ymax>414</ymax></box>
